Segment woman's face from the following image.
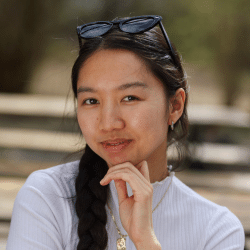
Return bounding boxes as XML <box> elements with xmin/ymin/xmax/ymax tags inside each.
<box><xmin>77</xmin><ymin>49</ymin><xmax>169</xmax><ymax>169</ymax></box>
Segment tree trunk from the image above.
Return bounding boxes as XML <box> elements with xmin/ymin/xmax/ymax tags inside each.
<box><xmin>0</xmin><ymin>0</ymin><xmax>61</xmax><ymax>93</ymax></box>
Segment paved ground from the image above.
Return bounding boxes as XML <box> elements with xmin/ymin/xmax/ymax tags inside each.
<box><xmin>1</xmin><ymin>169</ymin><xmax>250</xmax><ymax>249</ymax></box>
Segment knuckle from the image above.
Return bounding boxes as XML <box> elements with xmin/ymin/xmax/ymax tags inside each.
<box><xmin>112</xmin><ymin>172</ymin><xmax>129</xmax><ymax>180</ymax></box>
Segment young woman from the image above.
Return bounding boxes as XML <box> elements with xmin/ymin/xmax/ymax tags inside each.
<box><xmin>7</xmin><ymin>15</ymin><xmax>245</xmax><ymax>250</ymax></box>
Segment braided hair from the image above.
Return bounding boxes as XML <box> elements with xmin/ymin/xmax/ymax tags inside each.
<box><xmin>71</xmin><ymin>19</ymin><xmax>188</xmax><ymax>250</ymax></box>
<box><xmin>74</xmin><ymin>145</ymin><xmax>108</xmax><ymax>249</ymax></box>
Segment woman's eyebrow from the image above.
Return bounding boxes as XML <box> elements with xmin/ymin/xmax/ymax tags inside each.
<box><xmin>117</xmin><ymin>82</ymin><xmax>149</xmax><ymax>90</ymax></box>
<box><xmin>77</xmin><ymin>82</ymin><xmax>149</xmax><ymax>94</ymax></box>
<box><xmin>77</xmin><ymin>87</ymin><xmax>96</xmax><ymax>94</ymax></box>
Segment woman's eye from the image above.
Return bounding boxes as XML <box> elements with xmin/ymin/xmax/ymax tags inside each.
<box><xmin>123</xmin><ymin>96</ymin><xmax>139</xmax><ymax>102</ymax></box>
<box><xmin>83</xmin><ymin>98</ymin><xmax>99</xmax><ymax>105</ymax></box>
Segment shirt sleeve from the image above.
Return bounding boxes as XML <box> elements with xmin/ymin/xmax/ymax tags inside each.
<box><xmin>203</xmin><ymin>207</ymin><xmax>245</xmax><ymax>250</ymax></box>
<box><xmin>6</xmin><ymin>170</ymin><xmax>70</xmax><ymax>250</ymax></box>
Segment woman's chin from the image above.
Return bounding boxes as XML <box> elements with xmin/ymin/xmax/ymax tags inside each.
<box><xmin>106</xmin><ymin>157</ymin><xmax>142</xmax><ymax>169</ymax></box>
<box><xmin>106</xmin><ymin>158</ymin><xmax>129</xmax><ymax>168</ymax></box>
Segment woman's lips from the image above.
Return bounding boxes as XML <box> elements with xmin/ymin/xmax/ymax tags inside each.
<box><xmin>101</xmin><ymin>139</ymin><xmax>133</xmax><ymax>153</ymax></box>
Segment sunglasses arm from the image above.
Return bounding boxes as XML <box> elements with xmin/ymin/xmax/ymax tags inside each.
<box><xmin>76</xmin><ymin>27</ymin><xmax>83</xmax><ymax>48</ymax></box>
<box><xmin>158</xmin><ymin>22</ymin><xmax>178</xmax><ymax>67</ymax></box>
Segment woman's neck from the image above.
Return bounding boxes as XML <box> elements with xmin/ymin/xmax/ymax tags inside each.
<box><xmin>147</xmin><ymin>156</ymin><xmax>169</xmax><ymax>184</ymax></box>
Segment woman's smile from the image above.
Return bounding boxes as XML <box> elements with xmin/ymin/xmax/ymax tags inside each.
<box><xmin>100</xmin><ymin>138</ymin><xmax>134</xmax><ymax>153</ymax></box>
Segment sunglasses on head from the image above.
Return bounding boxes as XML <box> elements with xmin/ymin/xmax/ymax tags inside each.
<box><xmin>76</xmin><ymin>15</ymin><xmax>178</xmax><ymax>68</ymax></box>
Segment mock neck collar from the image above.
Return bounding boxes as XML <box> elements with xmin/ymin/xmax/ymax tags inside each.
<box><xmin>151</xmin><ymin>171</ymin><xmax>175</xmax><ymax>187</ymax></box>
<box><xmin>107</xmin><ymin>171</ymin><xmax>175</xmax><ymax>208</ymax></box>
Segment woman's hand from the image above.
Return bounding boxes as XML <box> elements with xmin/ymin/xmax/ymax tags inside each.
<box><xmin>100</xmin><ymin>161</ymin><xmax>161</xmax><ymax>249</ymax></box>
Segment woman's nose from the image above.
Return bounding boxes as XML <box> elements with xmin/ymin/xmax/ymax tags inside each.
<box><xmin>98</xmin><ymin>104</ymin><xmax>125</xmax><ymax>132</ymax></box>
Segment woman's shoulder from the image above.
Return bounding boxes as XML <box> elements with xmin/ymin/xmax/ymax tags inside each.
<box><xmin>172</xmin><ymin>175</ymin><xmax>245</xmax><ymax>247</ymax></box>
<box><xmin>21</xmin><ymin>160</ymin><xmax>80</xmax><ymax>198</ymax></box>
<box><xmin>7</xmin><ymin>161</ymin><xmax>80</xmax><ymax>249</ymax></box>
<box><xmin>172</xmin><ymin>174</ymin><xmax>222</xmax><ymax>211</ymax></box>
<box><xmin>172</xmin><ymin>175</ymin><xmax>238</xmax><ymax>215</ymax></box>
<box><xmin>171</xmin><ymin>174</ymin><xmax>243</xmax><ymax>224</ymax></box>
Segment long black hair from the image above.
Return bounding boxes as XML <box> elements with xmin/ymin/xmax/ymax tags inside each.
<box><xmin>71</xmin><ymin>19</ymin><xmax>188</xmax><ymax>250</ymax></box>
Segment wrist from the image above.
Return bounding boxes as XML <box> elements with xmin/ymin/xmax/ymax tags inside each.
<box><xmin>134</xmin><ymin>231</ymin><xmax>161</xmax><ymax>250</ymax></box>
<box><xmin>135</xmin><ymin>240</ymin><xmax>161</xmax><ymax>250</ymax></box>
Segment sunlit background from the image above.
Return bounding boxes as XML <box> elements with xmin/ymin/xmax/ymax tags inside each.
<box><xmin>0</xmin><ymin>0</ymin><xmax>250</xmax><ymax>248</ymax></box>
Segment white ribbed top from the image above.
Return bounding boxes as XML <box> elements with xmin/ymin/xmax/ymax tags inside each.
<box><xmin>7</xmin><ymin>161</ymin><xmax>245</xmax><ymax>250</ymax></box>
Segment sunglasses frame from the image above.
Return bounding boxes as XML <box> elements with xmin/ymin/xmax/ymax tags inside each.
<box><xmin>77</xmin><ymin>15</ymin><xmax>178</xmax><ymax>67</ymax></box>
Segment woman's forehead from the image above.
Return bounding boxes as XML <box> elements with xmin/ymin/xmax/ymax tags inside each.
<box><xmin>77</xmin><ymin>49</ymin><xmax>164</xmax><ymax>92</ymax></box>
<box><xmin>80</xmin><ymin>49</ymin><xmax>146</xmax><ymax>73</ymax></box>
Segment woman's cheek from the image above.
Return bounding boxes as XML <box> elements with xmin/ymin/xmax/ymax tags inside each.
<box><xmin>129</xmin><ymin>106</ymin><xmax>159</xmax><ymax>131</ymax></box>
<box><xmin>78</xmin><ymin>112</ymin><xmax>95</xmax><ymax>137</ymax></box>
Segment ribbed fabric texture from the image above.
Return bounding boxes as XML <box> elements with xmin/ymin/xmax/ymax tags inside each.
<box><xmin>7</xmin><ymin>161</ymin><xmax>245</xmax><ymax>250</ymax></box>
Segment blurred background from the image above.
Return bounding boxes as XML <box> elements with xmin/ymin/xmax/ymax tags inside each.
<box><xmin>0</xmin><ymin>0</ymin><xmax>249</xmax><ymax>249</ymax></box>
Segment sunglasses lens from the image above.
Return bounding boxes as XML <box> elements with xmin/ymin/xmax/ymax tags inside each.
<box><xmin>79</xmin><ymin>23</ymin><xmax>112</xmax><ymax>38</ymax></box>
<box><xmin>121</xmin><ymin>17</ymin><xmax>156</xmax><ymax>33</ymax></box>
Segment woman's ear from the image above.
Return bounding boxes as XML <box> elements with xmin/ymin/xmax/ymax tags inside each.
<box><xmin>168</xmin><ymin>88</ymin><xmax>186</xmax><ymax>126</ymax></box>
